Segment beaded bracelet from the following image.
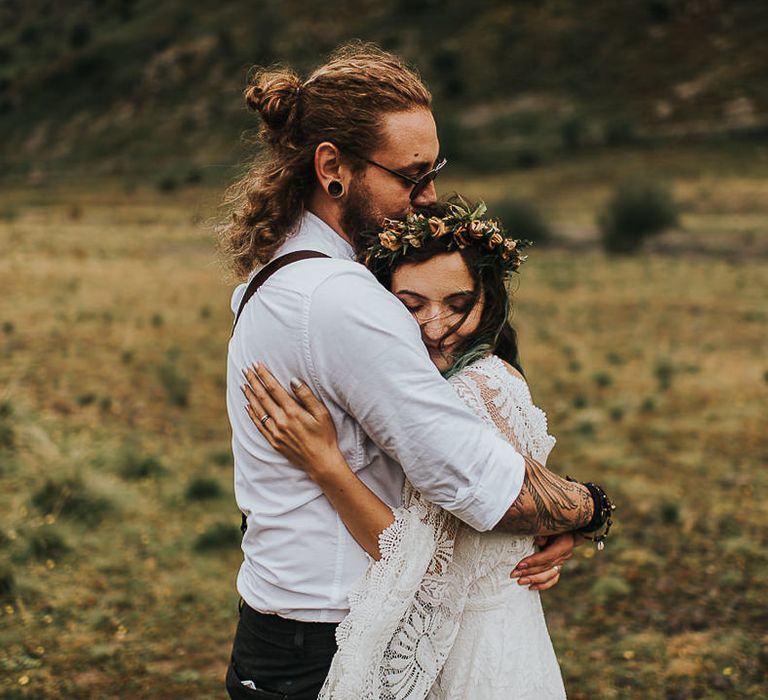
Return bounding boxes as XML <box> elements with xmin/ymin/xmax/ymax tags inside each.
<box><xmin>566</xmin><ymin>477</ymin><xmax>616</xmax><ymax>551</ymax></box>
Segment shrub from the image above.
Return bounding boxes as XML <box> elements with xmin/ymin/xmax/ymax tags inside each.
<box><xmin>117</xmin><ymin>450</ymin><xmax>166</xmax><ymax>480</ymax></box>
<box><xmin>185</xmin><ymin>477</ymin><xmax>223</xmax><ymax>501</ymax></box>
<box><xmin>489</xmin><ymin>198</ymin><xmax>552</xmax><ymax>244</ymax></box>
<box><xmin>31</xmin><ymin>477</ymin><xmax>112</xmax><ymax>526</ymax></box>
<box><xmin>658</xmin><ymin>499</ymin><xmax>680</xmax><ymax>524</ymax></box>
<box><xmin>591</xmin><ymin>575</ymin><xmax>631</xmax><ymax>603</ymax></box>
<box><xmin>598</xmin><ymin>179</ymin><xmax>679</xmax><ymax>254</ymax></box>
<box><xmin>193</xmin><ymin>522</ymin><xmax>241</xmax><ymax>552</ymax></box>
<box><xmin>0</xmin><ymin>422</ymin><xmax>14</xmax><ymax>451</ymax></box>
<box><xmin>572</xmin><ymin>394</ymin><xmax>587</xmax><ymax>409</ymax></box>
<box><xmin>560</xmin><ymin>113</ymin><xmax>587</xmax><ymax>150</ymax></box>
<box><xmin>511</xmin><ymin>148</ymin><xmax>542</xmax><ymax>170</ymax></box>
<box><xmin>609</xmin><ymin>406</ymin><xmax>625</xmax><ymax>422</ymax></box>
<box><xmin>0</xmin><ymin>562</ymin><xmax>15</xmax><ymax>599</ymax></box>
<box><xmin>158</xmin><ymin>360</ymin><xmax>190</xmax><ymax>408</ymax></box>
<box><xmin>185</xmin><ymin>168</ymin><xmax>202</xmax><ymax>185</ymax></box>
<box><xmin>209</xmin><ymin>448</ymin><xmax>231</xmax><ymax>468</ymax></box>
<box><xmin>75</xmin><ymin>392</ymin><xmax>97</xmax><ymax>407</ymax></box>
<box><xmin>156</xmin><ymin>176</ymin><xmax>178</xmax><ymax>194</ymax></box>
<box><xmin>69</xmin><ymin>22</ymin><xmax>91</xmax><ymax>49</ymax></box>
<box><xmin>592</xmin><ymin>371</ymin><xmax>613</xmax><ymax>388</ymax></box>
<box><xmin>603</xmin><ymin>118</ymin><xmax>637</xmax><ymax>147</ymax></box>
<box><xmin>654</xmin><ymin>359</ymin><xmax>675</xmax><ymax>392</ymax></box>
<box><xmin>26</xmin><ymin>529</ymin><xmax>70</xmax><ymax>561</ymax></box>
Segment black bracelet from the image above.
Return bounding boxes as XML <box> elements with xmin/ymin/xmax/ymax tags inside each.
<box><xmin>566</xmin><ymin>476</ymin><xmax>616</xmax><ymax>550</ymax></box>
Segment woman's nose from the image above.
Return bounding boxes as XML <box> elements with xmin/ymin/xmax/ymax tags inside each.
<box><xmin>419</xmin><ymin>311</ymin><xmax>450</xmax><ymax>341</ymax></box>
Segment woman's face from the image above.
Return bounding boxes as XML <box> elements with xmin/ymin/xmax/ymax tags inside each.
<box><xmin>391</xmin><ymin>252</ymin><xmax>485</xmax><ymax>372</ymax></box>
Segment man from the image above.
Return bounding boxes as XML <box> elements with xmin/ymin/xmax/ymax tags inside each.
<box><xmin>222</xmin><ymin>43</ymin><xmax>595</xmax><ymax>699</ymax></box>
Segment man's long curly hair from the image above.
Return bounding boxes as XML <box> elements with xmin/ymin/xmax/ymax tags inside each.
<box><xmin>218</xmin><ymin>42</ymin><xmax>432</xmax><ymax>279</ymax></box>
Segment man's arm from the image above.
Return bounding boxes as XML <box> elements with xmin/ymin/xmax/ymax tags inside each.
<box><xmin>494</xmin><ymin>454</ymin><xmax>593</xmax><ymax>534</ymax></box>
<box><xmin>308</xmin><ymin>268</ymin><xmax>526</xmax><ymax>532</ymax></box>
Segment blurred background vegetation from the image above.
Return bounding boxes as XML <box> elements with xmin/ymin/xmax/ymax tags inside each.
<box><xmin>1</xmin><ymin>0</ymin><xmax>768</xmax><ymax>182</ymax></box>
<box><xmin>1</xmin><ymin>1</ymin><xmax>767</xmax><ymax>698</ymax></box>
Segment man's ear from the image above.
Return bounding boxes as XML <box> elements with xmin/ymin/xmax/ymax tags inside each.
<box><xmin>314</xmin><ymin>142</ymin><xmax>353</xmax><ymax>198</ymax></box>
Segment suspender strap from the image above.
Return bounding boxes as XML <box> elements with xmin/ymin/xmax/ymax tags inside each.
<box><xmin>232</xmin><ymin>249</ymin><xmax>330</xmax><ymax>537</ymax></box>
<box><xmin>231</xmin><ymin>250</ymin><xmax>330</xmax><ymax>336</ymax></box>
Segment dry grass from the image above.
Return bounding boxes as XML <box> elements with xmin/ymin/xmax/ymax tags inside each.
<box><xmin>1</xmin><ymin>155</ymin><xmax>766</xmax><ymax>698</ymax></box>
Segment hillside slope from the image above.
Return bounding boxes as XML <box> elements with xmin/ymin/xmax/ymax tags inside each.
<box><xmin>1</xmin><ymin>0</ymin><xmax>767</xmax><ymax>180</ymax></box>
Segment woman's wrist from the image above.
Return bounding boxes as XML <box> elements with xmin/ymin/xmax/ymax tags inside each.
<box><xmin>309</xmin><ymin>448</ymin><xmax>352</xmax><ymax>485</ymax></box>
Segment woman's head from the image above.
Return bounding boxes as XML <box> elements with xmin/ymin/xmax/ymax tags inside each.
<box><xmin>390</xmin><ymin>251</ymin><xmax>485</xmax><ymax>373</ymax></box>
<box><xmin>219</xmin><ymin>42</ymin><xmax>433</xmax><ymax>278</ymax></box>
<box><xmin>367</xmin><ymin>199</ymin><xmax>527</xmax><ymax>376</ymax></box>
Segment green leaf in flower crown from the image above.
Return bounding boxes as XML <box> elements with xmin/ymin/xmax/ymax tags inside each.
<box><xmin>471</xmin><ymin>201</ymin><xmax>488</xmax><ymax>219</ymax></box>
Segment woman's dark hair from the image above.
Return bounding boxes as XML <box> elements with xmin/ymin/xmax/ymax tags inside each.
<box><xmin>370</xmin><ymin>200</ymin><xmax>524</xmax><ymax>378</ymax></box>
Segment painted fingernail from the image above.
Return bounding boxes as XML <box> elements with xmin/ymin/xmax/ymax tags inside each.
<box><xmin>252</xmin><ymin>362</ymin><xmax>260</xmax><ymax>371</ymax></box>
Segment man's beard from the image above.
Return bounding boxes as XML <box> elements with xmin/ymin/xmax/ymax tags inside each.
<box><xmin>340</xmin><ymin>177</ymin><xmax>408</xmax><ymax>260</ymax></box>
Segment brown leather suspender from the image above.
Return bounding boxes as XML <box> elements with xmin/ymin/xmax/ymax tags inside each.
<box><xmin>231</xmin><ymin>250</ymin><xmax>331</xmax><ymax>336</ymax></box>
<box><xmin>231</xmin><ymin>249</ymin><xmax>330</xmax><ymax>536</ymax></box>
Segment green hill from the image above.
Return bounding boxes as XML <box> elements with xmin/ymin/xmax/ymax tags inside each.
<box><xmin>1</xmin><ymin>0</ymin><xmax>767</xmax><ymax>182</ymax></box>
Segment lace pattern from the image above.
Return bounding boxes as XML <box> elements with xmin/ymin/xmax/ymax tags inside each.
<box><xmin>319</xmin><ymin>354</ymin><xmax>563</xmax><ymax>699</ymax></box>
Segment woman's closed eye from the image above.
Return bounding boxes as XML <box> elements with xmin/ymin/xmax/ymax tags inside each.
<box><xmin>404</xmin><ymin>303</ymin><xmax>471</xmax><ymax>317</ymax></box>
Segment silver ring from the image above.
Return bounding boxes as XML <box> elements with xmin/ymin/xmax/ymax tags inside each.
<box><xmin>553</xmin><ymin>565</ymin><xmax>561</xmax><ymax>573</ymax></box>
<box><xmin>260</xmin><ymin>414</ymin><xmax>271</xmax><ymax>425</ymax></box>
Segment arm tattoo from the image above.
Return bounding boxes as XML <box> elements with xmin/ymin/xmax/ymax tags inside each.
<box><xmin>494</xmin><ymin>454</ymin><xmax>594</xmax><ymax>535</ymax></box>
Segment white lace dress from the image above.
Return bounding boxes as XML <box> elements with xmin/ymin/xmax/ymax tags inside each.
<box><xmin>319</xmin><ymin>355</ymin><xmax>567</xmax><ymax>700</ymax></box>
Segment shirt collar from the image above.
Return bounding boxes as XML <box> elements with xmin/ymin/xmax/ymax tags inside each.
<box><xmin>231</xmin><ymin>211</ymin><xmax>356</xmax><ymax>314</ymax></box>
<box><xmin>279</xmin><ymin>210</ymin><xmax>356</xmax><ymax>262</ymax></box>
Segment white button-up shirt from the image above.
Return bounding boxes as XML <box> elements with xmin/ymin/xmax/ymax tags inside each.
<box><xmin>226</xmin><ymin>211</ymin><xmax>525</xmax><ymax>622</ymax></box>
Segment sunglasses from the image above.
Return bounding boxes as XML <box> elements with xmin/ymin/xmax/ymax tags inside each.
<box><xmin>347</xmin><ymin>150</ymin><xmax>448</xmax><ymax>201</ymax></box>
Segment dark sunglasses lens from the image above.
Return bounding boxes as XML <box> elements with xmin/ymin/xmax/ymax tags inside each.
<box><xmin>410</xmin><ymin>164</ymin><xmax>444</xmax><ymax>200</ymax></box>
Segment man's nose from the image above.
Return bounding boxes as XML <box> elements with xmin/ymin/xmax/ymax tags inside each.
<box><xmin>412</xmin><ymin>179</ymin><xmax>438</xmax><ymax>206</ymax></box>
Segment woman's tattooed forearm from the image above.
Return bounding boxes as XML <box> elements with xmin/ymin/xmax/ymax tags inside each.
<box><xmin>494</xmin><ymin>455</ymin><xmax>594</xmax><ymax>535</ymax></box>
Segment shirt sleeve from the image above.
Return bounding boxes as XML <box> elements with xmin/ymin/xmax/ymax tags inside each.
<box><xmin>305</xmin><ymin>265</ymin><xmax>525</xmax><ymax>532</ymax></box>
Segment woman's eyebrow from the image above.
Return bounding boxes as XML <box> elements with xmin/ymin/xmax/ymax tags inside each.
<box><xmin>444</xmin><ymin>290</ymin><xmax>475</xmax><ymax>300</ymax></box>
<box><xmin>395</xmin><ymin>289</ymin><xmax>475</xmax><ymax>301</ymax></box>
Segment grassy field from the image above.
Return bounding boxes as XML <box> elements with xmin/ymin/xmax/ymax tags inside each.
<box><xmin>1</xmin><ymin>147</ymin><xmax>767</xmax><ymax>699</ymax></box>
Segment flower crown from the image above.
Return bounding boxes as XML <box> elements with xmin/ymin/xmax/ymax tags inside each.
<box><xmin>363</xmin><ymin>199</ymin><xmax>530</xmax><ymax>277</ymax></box>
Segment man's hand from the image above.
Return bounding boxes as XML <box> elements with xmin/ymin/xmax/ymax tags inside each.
<box><xmin>509</xmin><ymin>532</ymin><xmax>576</xmax><ymax>591</ymax></box>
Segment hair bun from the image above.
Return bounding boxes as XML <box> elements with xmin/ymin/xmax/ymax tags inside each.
<box><xmin>245</xmin><ymin>69</ymin><xmax>302</xmax><ymax>132</ymax></box>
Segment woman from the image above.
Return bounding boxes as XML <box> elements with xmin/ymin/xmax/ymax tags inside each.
<box><xmin>241</xmin><ymin>199</ymin><xmax>611</xmax><ymax>698</ymax></box>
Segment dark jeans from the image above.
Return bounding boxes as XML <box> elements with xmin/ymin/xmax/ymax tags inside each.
<box><xmin>225</xmin><ymin>601</ymin><xmax>338</xmax><ymax>700</ymax></box>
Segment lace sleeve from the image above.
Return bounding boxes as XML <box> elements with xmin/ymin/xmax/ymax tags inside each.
<box><xmin>449</xmin><ymin>355</ymin><xmax>556</xmax><ymax>465</ymax></box>
<box><xmin>319</xmin><ymin>483</ymin><xmax>472</xmax><ymax>699</ymax></box>
<box><xmin>319</xmin><ymin>355</ymin><xmax>555</xmax><ymax>699</ymax></box>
